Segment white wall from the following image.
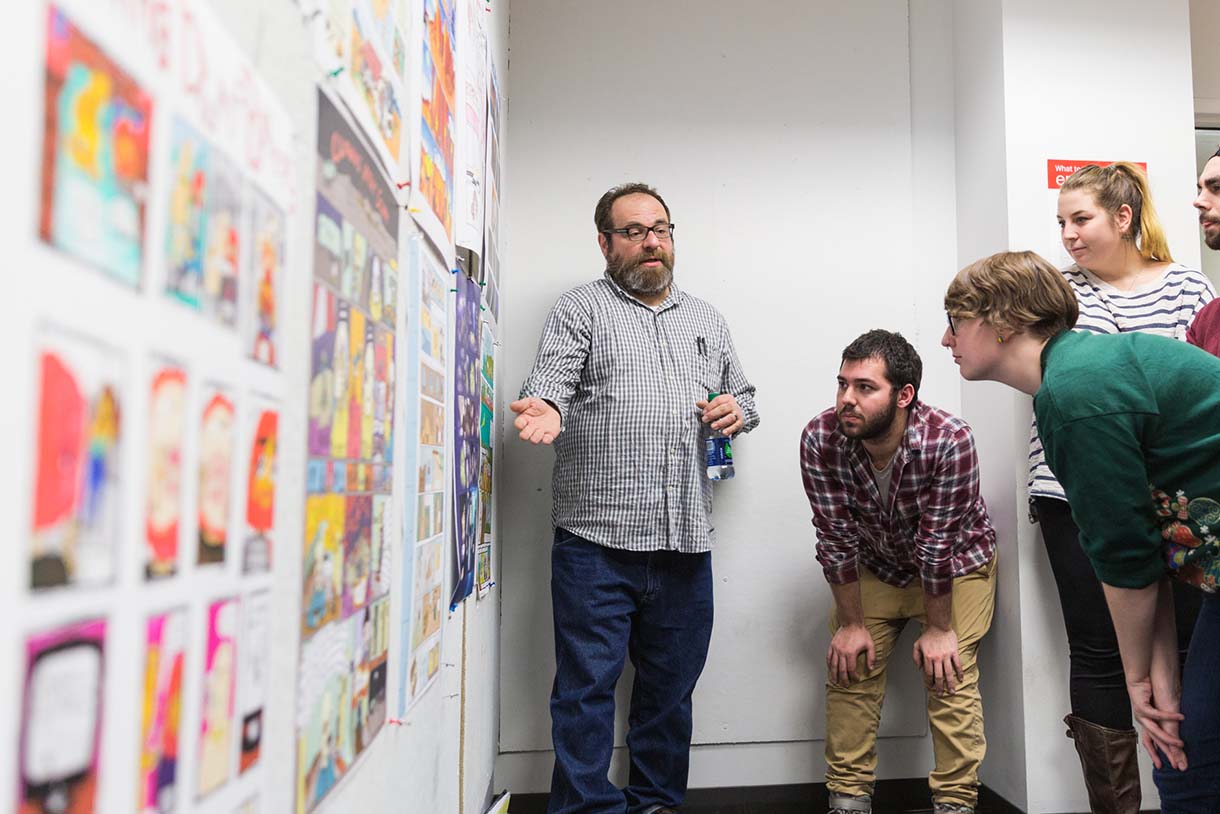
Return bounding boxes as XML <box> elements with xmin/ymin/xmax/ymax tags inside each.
<box><xmin>497</xmin><ymin>0</ymin><xmax>970</xmax><ymax>793</ymax></box>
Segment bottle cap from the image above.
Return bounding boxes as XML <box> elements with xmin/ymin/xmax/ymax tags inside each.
<box><xmin>708</xmin><ymin>391</ymin><xmax>720</xmax><ymax>400</ymax></box>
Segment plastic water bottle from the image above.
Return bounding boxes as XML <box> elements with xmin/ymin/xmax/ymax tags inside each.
<box><xmin>705</xmin><ymin>391</ymin><xmax>735</xmax><ymax>480</ymax></box>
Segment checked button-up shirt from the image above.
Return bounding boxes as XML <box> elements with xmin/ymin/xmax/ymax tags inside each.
<box><xmin>520</xmin><ymin>273</ymin><xmax>759</xmax><ymax>553</ymax></box>
<box><xmin>800</xmin><ymin>401</ymin><xmax>995</xmax><ymax>596</ymax></box>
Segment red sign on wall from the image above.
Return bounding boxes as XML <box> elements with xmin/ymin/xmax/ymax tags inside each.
<box><xmin>1047</xmin><ymin>159</ymin><xmax>1147</xmax><ymax>189</ymax></box>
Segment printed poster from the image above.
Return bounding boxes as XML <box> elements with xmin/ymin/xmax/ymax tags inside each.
<box><xmin>481</xmin><ymin>57</ymin><xmax>502</xmax><ymax>320</ymax></box>
<box><xmin>247</xmin><ymin>189</ymin><xmax>286</xmax><ymax>367</ymax></box>
<box><xmin>197</xmin><ymin>387</ymin><xmax>236</xmax><ymax>567</ymax></box>
<box><xmin>451</xmin><ymin>273</ymin><xmax>480</xmax><ymax>606</ymax></box>
<box><xmin>197</xmin><ymin>596</ymin><xmax>238</xmax><ymax>798</ymax></box>
<box><xmin>239</xmin><ymin>592</ymin><xmax>272</xmax><ymax>774</ymax></box>
<box><xmin>399</xmin><ymin>239</ymin><xmax>447</xmax><ymax>714</ymax></box>
<box><xmin>39</xmin><ymin>5</ymin><xmax>152</xmax><ymax>288</ymax></box>
<box><xmin>19</xmin><ymin>619</ymin><xmax>106</xmax><ymax>814</ymax></box>
<box><xmin>456</xmin><ymin>0</ymin><xmax>487</xmax><ymax>251</ymax></box>
<box><xmin>243</xmin><ymin>401</ymin><xmax>279</xmax><ymax>574</ymax></box>
<box><xmin>30</xmin><ymin>330</ymin><xmax>124</xmax><ymax>591</ymax></box>
<box><xmin>138</xmin><ymin>608</ymin><xmax>186</xmax><ymax>814</ymax></box>
<box><xmin>298</xmin><ymin>89</ymin><xmax>399</xmax><ymax>814</ymax></box>
<box><xmin>412</xmin><ymin>0</ymin><xmax>457</xmax><ymax>266</ymax></box>
<box><xmin>145</xmin><ymin>363</ymin><xmax>187</xmax><ymax>580</ymax></box>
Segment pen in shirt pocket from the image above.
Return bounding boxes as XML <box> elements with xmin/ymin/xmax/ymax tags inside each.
<box><xmin>696</xmin><ymin>336</ymin><xmax>707</xmax><ymax>357</ymax></box>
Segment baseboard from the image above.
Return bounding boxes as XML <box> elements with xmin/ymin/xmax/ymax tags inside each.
<box><xmin>508</xmin><ymin>779</ymin><xmax>1024</xmax><ymax>813</ymax></box>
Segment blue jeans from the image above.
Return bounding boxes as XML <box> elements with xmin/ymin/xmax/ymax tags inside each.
<box><xmin>547</xmin><ymin>529</ymin><xmax>714</xmax><ymax>814</ymax></box>
<box><xmin>1155</xmin><ymin>593</ymin><xmax>1220</xmax><ymax>811</ymax></box>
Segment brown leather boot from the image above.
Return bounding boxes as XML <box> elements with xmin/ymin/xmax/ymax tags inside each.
<box><xmin>1063</xmin><ymin>714</ymin><xmax>1141</xmax><ymax>814</ymax></box>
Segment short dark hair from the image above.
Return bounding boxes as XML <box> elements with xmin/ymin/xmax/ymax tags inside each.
<box><xmin>841</xmin><ymin>329</ymin><xmax>922</xmax><ymax>401</ymax></box>
<box><xmin>594</xmin><ymin>182</ymin><xmax>671</xmax><ymax>233</ymax></box>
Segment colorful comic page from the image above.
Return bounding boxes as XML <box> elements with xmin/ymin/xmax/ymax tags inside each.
<box><xmin>296</xmin><ymin>621</ymin><xmax>354</xmax><ymax>814</ymax></box>
<box><xmin>197</xmin><ymin>597</ymin><xmax>238</xmax><ymax>798</ymax></box>
<box><xmin>19</xmin><ymin>619</ymin><xmax>105</xmax><ymax>814</ymax></box>
<box><xmin>138</xmin><ymin>608</ymin><xmax>186</xmax><ymax>814</ymax></box>
<box><xmin>247</xmin><ymin>189</ymin><xmax>285</xmax><ymax>367</ymax></box>
<box><xmin>239</xmin><ymin>592</ymin><xmax>271</xmax><ymax>774</ymax></box>
<box><xmin>30</xmin><ymin>330</ymin><xmax>124</xmax><ymax>591</ymax></box>
<box><xmin>39</xmin><ymin>5</ymin><xmax>152</xmax><ymax>287</ymax></box>
<box><xmin>349</xmin><ymin>598</ymin><xmax>390</xmax><ymax>753</ymax></box>
<box><xmin>451</xmin><ymin>274</ymin><xmax>481</xmax><ymax>606</ymax></box>
<box><xmin>145</xmin><ymin>363</ymin><xmax>187</xmax><ymax>580</ymax></box>
<box><xmin>411</xmin><ymin>0</ymin><xmax>457</xmax><ymax>265</ymax></box>
<box><xmin>243</xmin><ymin>402</ymin><xmax>279</xmax><ymax>574</ymax></box>
<box><xmin>298</xmin><ymin>89</ymin><xmax>400</xmax><ymax>814</ymax></box>
<box><xmin>197</xmin><ymin>388</ymin><xmax>236</xmax><ymax>567</ymax></box>
<box><xmin>164</xmin><ymin>117</ymin><xmax>243</xmax><ymax>328</ymax></box>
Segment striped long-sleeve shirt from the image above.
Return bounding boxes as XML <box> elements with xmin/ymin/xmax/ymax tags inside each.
<box><xmin>520</xmin><ymin>274</ymin><xmax>759</xmax><ymax>553</ymax></box>
<box><xmin>1028</xmin><ymin>262</ymin><xmax>1215</xmax><ymax>503</ymax></box>
<box><xmin>800</xmin><ymin>402</ymin><xmax>996</xmax><ymax>596</ymax></box>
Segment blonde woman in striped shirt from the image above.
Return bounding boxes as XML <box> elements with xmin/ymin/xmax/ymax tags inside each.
<box><xmin>1029</xmin><ymin>162</ymin><xmax>1214</xmax><ymax>811</ymax></box>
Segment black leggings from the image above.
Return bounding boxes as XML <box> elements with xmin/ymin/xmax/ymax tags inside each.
<box><xmin>1033</xmin><ymin>496</ymin><xmax>1203</xmax><ymax>730</ymax></box>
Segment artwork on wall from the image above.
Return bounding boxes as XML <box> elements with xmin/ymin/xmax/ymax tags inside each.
<box><xmin>243</xmin><ymin>402</ymin><xmax>279</xmax><ymax>574</ymax></box>
<box><xmin>197</xmin><ymin>596</ymin><xmax>238</xmax><ymax>798</ymax></box>
<box><xmin>481</xmin><ymin>57</ymin><xmax>502</xmax><ymax>320</ymax></box>
<box><xmin>30</xmin><ymin>329</ymin><xmax>124</xmax><ymax>591</ymax></box>
<box><xmin>239</xmin><ymin>592</ymin><xmax>272</xmax><ymax>774</ymax></box>
<box><xmin>412</xmin><ymin>0</ymin><xmax>457</xmax><ymax>265</ymax></box>
<box><xmin>451</xmin><ymin>273</ymin><xmax>480</xmax><ymax>606</ymax></box>
<box><xmin>247</xmin><ymin>189</ymin><xmax>286</xmax><ymax>367</ymax></box>
<box><xmin>164</xmin><ymin>117</ymin><xmax>243</xmax><ymax>327</ymax></box>
<box><xmin>308</xmin><ymin>0</ymin><xmax>411</xmax><ymax>178</ymax></box>
<box><xmin>456</xmin><ymin>0</ymin><xmax>487</xmax><ymax>252</ymax></box>
<box><xmin>398</xmin><ymin>238</ymin><xmax>447</xmax><ymax>714</ymax></box>
<box><xmin>197</xmin><ymin>388</ymin><xmax>236</xmax><ymax>567</ymax></box>
<box><xmin>39</xmin><ymin>5</ymin><xmax>152</xmax><ymax>288</ymax></box>
<box><xmin>19</xmin><ymin>618</ymin><xmax>106</xmax><ymax>814</ymax></box>
<box><xmin>145</xmin><ymin>362</ymin><xmax>187</xmax><ymax>580</ymax></box>
<box><xmin>138</xmin><ymin>608</ymin><xmax>186</xmax><ymax>814</ymax></box>
<box><xmin>297</xmin><ymin>89</ymin><xmax>399</xmax><ymax>814</ymax></box>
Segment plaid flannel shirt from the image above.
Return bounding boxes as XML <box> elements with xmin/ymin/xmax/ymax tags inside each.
<box><xmin>520</xmin><ymin>273</ymin><xmax>759</xmax><ymax>553</ymax></box>
<box><xmin>800</xmin><ymin>401</ymin><xmax>995</xmax><ymax>595</ymax></box>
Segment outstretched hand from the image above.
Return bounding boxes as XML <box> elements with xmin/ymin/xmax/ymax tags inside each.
<box><xmin>509</xmin><ymin>397</ymin><xmax>561</xmax><ymax>445</ymax></box>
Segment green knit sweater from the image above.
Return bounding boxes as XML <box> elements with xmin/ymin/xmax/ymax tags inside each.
<box><xmin>1035</xmin><ymin>330</ymin><xmax>1220</xmax><ymax>591</ymax></box>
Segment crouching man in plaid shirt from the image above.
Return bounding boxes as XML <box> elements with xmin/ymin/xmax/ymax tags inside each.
<box><xmin>511</xmin><ymin>182</ymin><xmax>759</xmax><ymax>814</ymax></box>
<box><xmin>799</xmin><ymin>330</ymin><xmax>996</xmax><ymax>814</ymax></box>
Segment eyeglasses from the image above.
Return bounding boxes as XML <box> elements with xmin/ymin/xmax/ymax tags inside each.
<box><xmin>602</xmin><ymin>223</ymin><xmax>675</xmax><ymax>242</ymax></box>
<box><xmin>946</xmin><ymin>312</ymin><xmax>957</xmax><ymax>336</ymax></box>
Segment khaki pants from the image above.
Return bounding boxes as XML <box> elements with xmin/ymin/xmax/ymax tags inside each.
<box><xmin>825</xmin><ymin>557</ymin><xmax>997</xmax><ymax>807</ymax></box>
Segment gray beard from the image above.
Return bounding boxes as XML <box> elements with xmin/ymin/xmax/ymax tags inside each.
<box><xmin>606</xmin><ymin>253</ymin><xmax>674</xmax><ymax>296</ymax></box>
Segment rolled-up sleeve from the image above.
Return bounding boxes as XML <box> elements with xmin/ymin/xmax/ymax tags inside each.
<box><xmin>801</xmin><ymin>421</ymin><xmax>858</xmax><ymax>585</ymax></box>
<box><xmin>518</xmin><ymin>294</ymin><xmax>589</xmax><ymax>422</ymax></box>
<box><xmin>914</xmin><ymin>427</ymin><xmax>980</xmax><ymax>596</ymax></box>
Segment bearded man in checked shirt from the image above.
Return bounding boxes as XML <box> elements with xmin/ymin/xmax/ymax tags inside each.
<box><xmin>799</xmin><ymin>330</ymin><xmax>996</xmax><ymax>814</ymax></box>
<box><xmin>510</xmin><ymin>182</ymin><xmax>759</xmax><ymax>814</ymax></box>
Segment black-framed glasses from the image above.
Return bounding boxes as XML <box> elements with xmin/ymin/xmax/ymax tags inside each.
<box><xmin>602</xmin><ymin>223</ymin><xmax>675</xmax><ymax>242</ymax></box>
<box><xmin>946</xmin><ymin>312</ymin><xmax>957</xmax><ymax>336</ymax></box>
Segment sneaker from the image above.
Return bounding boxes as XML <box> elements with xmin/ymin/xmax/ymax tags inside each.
<box><xmin>932</xmin><ymin>804</ymin><xmax>974</xmax><ymax>814</ymax></box>
<box><xmin>828</xmin><ymin>793</ymin><xmax>872</xmax><ymax>814</ymax></box>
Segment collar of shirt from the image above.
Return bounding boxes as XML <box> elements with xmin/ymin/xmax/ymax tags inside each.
<box><xmin>601</xmin><ymin>271</ymin><xmax>686</xmax><ymax>312</ymax></box>
<box><xmin>829</xmin><ymin>401</ymin><xmax>931</xmax><ymax>469</ymax></box>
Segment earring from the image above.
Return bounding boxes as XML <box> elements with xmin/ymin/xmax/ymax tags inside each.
<box><xmin>996</xmin><ymin>335</ymin><xmax>1004</xmax><ymax>344</ymax></box>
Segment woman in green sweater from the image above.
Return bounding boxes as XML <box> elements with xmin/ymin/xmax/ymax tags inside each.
<box><xmin>942</xmin><ymin>250</ymin><xmax>1220</xmax><ymax>812</ymax></box>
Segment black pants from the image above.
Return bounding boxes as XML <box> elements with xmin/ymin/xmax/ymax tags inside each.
<box><xmin>1033</xmin><ymin>496</ymin><xmax>1202</xmax><ymax>730</ymax></box>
